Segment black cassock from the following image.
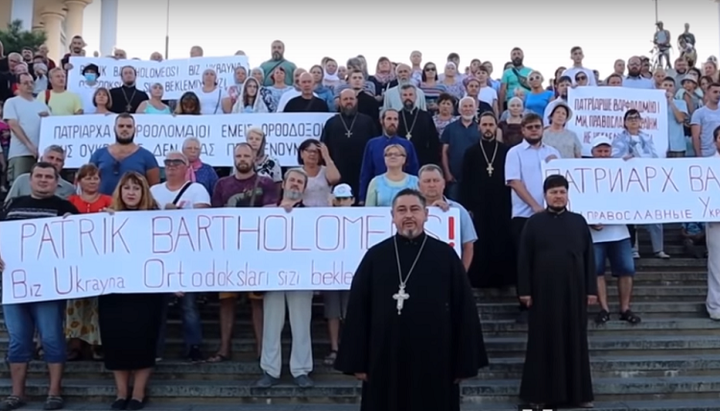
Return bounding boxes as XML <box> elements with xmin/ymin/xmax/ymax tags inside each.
<box><xmin>517</xmin><ymin>210</ymin><xmax>596</xmax><ymax>406</ymax></box>
<box><xmin>320</xmin><ymin>112</ymin><xmax>377</xmax><ymax>197</ymax></box>
<box><xmin>335</xmin><ymin>233</ymin><xmax>488</xmax><ymax>411</ymax></box>
<box><xmin>398</xmin><ymin>108</ymin><xmax>441</xmax><ymax>167</ymax></box>
<box><xmin>460</xmin><ymin>139</ymin><xmax>515</xmax><ymax>288</ymax></box>
<box><xmin>109</xmin><ymin>85</ymin><xmax>149</xmax><ymax>113</ymax></box>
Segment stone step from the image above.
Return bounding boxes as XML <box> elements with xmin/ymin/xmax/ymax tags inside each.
<box><xmin>3</xmin><ymin>376</ymin><xmax>720</xmax><ymax>402</ymax></box>
<box><xmin>9</xmin><ymin>399</ymin><xmax>720</xmax><ymax>411</ymax></box>
<box><xmin>6</xmin><ymin>354</ymin><xmax>720</xmax><ymax>381</ymax></box>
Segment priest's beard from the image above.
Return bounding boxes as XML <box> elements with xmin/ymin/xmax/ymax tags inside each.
<box><xmin>401</xmin><ymin>227</ymin><xmax>421</xmax><ymax>239</ymax></box>
<box><xmin>123</xmin><ymin>81</ymin><xmax>135</xmax><ymax>87</ymax></box>
<box><xmin>341</xmin><ymin>106</ymin><xmax>357</xmax><ymax>116</ymax></box>
<box><xmin>284</xmin><ymin>190</ymin><xmax>303</xmax><ymax>201</ymax></box>
<box><xmin>482</xmin><ymin>131</ymin><xmax>495</xmax><ymax>140</ymax></box>
<box><xmin>461</xmin><ymin>115</ymin><xmax>475</xmax><ymax>122</ymax></box>
<box><xmin>115</xmin><ymin>134</ymin><xmax>135</xmax><ymax>145</ymax></box>
<box><xmin>403</xmin><ymin>101</ymin><xmax>414</xmax><ymax>111</ymax></box>
<box><xmin>524</xmin><ymin>136</ymin><xmax>542</xmax><ymax>146</ymax></box>
<box><xmin>548</xmin><ymin>204</ymin><xmax>566</xmax><ymax>213</ymax></box>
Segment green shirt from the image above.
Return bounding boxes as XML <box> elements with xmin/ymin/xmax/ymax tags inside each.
<box><xmin>259</xmin><ymin>59</ymin><xmax>297</xmax><ymax>87</ymax></box>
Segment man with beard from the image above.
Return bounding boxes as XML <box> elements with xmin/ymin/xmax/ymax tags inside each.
<box><xmin>383</xmin><ymin>64</ymin><xmax>427</xmax><ymax>111</ymax></box>
<box><xmin>397</xmin><ymin>85</ymin><xmax>440</xmax><ymax>167</ymax></box>
<box><xmin>358</xmin><ymin>109</ymin><xmax>419</xmax><ymax>203</ymax></box>
<box><xmin>543</xmin><ymin>76</ymin><xmax>571</xmax><ymax>123</ymax></box>
<box><xmin>209</xmin><ymin>143</ymin><xmax>278</xmax><ymax>364</ymax></box>
<box><xmin>440</xmin><ymin>97</ymin><xmax>480</xmax><ymax>201</ymax></box>
<box><xmin>109</xmin><ymin>66</ymin><xmax>149</xmax><ymax>113</ymax></box>
<box><xmin>335</xmin><ymin>188</ymin><xmax>487</xmax><ymax>411</ymax></box>
<box><xmin>672</xmin><ymin>57</ymin><xmax>689</xmax><ymax>85</ymax></box>
<box><xmin>257</xmin><ymin>168</ymin><xmax>315</xmax><ymax>389</ymax></box>
<box><xmin>260</xmin><ymin>40</ymin><xmax>296</xmax><ymax>87</ymax></box>
<box><xmin>460</xmin><ymin>112</ymin><xmax>515</xmax><ymax>289</ymax></box>
<box><xmin>505</xmin><ymin>113</ymin><xmax>560</xmax><ymax>323</ymax></box>
<box><xmin>518</xmin><ymin>175</ymin><xmax>596</xmax><ymax>409</ymax></box>
<box><xmin>623</xmin><ymin>56</ymin><xmax>653</xmax><ymax>89</ymax></box>
<box><xmin>499</xmin><ymin>47</ymin><xmax>533</xmax><ymax>109</ymax></box>
<box><xmin>320</xmin><ymin>89</ymin><xmax>377</xmax><ymax>198</ymax></box>
<box><xmin>89</xmin><ymin>113</ymin><xmax>160</xmax><ymax>194</ymax></box>
<box><xmin>347</xmin><ymin>70</ymin><xmax>381</xmax><ymax>127</ymax></box>
<box><xmin>60</xmin><ymin>35</ymin><xmax>86</xmax><ymax>70</ymax></box>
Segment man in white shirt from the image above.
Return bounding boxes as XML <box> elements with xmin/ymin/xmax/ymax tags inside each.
<box><xmin>588</xmin><ymin>137</ymin><xmax>640</xmax><ymax>325</ymax></box>
<box><xmin>150</xmin><ymin>150</ymin><xmax>210</xmax><ymax>362</ymax></box>
<box><xmin>562</xmin><ymin>46</ymin><xmax>597</xmax><ymax>86</ymax></box>
<box><xmin>505</xmin><ymin>112</ymin><xmax>561</xmax><ymax>323</ymax></box>
<box><xmin>706</xmin><ymin>129</ymin><xmax>720</xmax><ymax>320</ymax></box>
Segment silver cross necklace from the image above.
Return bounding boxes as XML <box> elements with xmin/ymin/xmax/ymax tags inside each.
<box><xmin>392</xmin><ymin>234</ymin><xmax>427</xmax><ymax>315</ymax></box>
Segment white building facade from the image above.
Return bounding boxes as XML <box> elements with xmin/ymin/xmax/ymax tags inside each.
<box><xmin>1</xmin><ymin>0</ymin><xmax>118</xmax><ymax>62</ymax></box>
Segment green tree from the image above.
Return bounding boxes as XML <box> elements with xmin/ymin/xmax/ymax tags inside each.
<box><xmin>0</xmin><ymin>20</ymin><xmax>47</xmax><ymax>54</ymax></box>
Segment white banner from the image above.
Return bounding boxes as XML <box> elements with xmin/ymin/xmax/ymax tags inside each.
<box><xmin>542</xmin><ymin>158</ymin><xmax>720</xmax><ymax>224</ymax></box>
<box><xmin>0</xmin><ymin>208</ymin><xmax>461</xmax><ymax>304</ymax></box>
<box><xmin>39</xmin><ymin>113</ymin><xmax>334</xmax><ymax>168</ymax></box>
<box><xmin>567</xmin><ymin>87</ymin><xmax>668</xmax><ymax>157</ymax></box>
<box><xmin>66</xmin><ymin>56</ymin><xmax>250</xmax><ymax>100</ymax></box>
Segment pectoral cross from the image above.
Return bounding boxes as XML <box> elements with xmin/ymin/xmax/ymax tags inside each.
<box><xmin>393</xmin><ymin>285</ymin><xmax>410</xmax><ymax>315</ymax></box>
<box><xmin>486</xmin><ymin>163</ymin><xmax>494</xmax><ymax>176</ymax></box>
<box><xmin>345</xmin><ymin>130</ymin><xmax>353</xmax><ymax>138</ymax></box>
<box><xmin>406</xmin><ymin>133</ymin><xmax>412</xmax><ymax>139</ymax></box>
<box><xmin>126</xmin><ymin>104</ymin><xmax>132</xmax><ymax>111</ymax></box>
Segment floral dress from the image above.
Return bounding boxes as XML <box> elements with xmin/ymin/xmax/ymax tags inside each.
<box><xmin>65</xmin><ymin>193</ymin><xmax>113</xmax><ymax>345</ymax></box>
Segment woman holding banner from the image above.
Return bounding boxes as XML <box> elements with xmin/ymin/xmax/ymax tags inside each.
<box><xmin>99</xmin><ymin>172</ymin><xmax>162</xmax><ymax>410</ymax></box>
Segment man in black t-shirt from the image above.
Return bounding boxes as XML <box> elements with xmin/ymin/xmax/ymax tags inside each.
<box><xmin>0</xmin><ymin>161</ymin><xmax>78</xmax><ymax>411</ymax></box>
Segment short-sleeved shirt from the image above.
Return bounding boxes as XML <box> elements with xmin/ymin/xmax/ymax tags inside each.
<box><xmin>505</xmin><ymin>140</ymin><xmax>561</xmax><ymax>218</ymax></box>
<box><xmin>690</xmin><ymin>105</ymin><xmax>720</xmax><ymax>157</ymax></box>
<box><xmin>2</xmin><ymin>95</ymin><xmax>48</xmax><ymax>159</ymax></box>
<box><xmin>5</xmin><ymin>173</ymin><xmax>76</xmax><ymax>202</ymax></box>
<box><xmin>668</xmin><ymin>99</ymin><xmax>689</xmax><ymax>152</ymax></box>
<box><xmin>37</xmin><ymin>90</ymin><xmax>83</xmax><ymax>115</ymax></box>
<box><xmin>151</xmin><ymin>182</ymin><xmax>211</xmax><ymax>209</ymax></box>
<box><xmin>501</xmin><ymin>66</ymin><xmax>532</xmax><ymax>102</ymax></box>
<box><xmin>441</xmin><ymin>120</ymin><xmax>480</xmax><ymax>181</ymax></box>
<box><xmin>90</xmin><ymin>146</ymin><xmax>160</xmax><ymax>195</ymax></box>
<box><xmin>211</xmin><ymin>174</ymin><xmax>278</xmax><ymax>208</ymax></box>
<box><xmin>446</xmin><ymin>198</ymin><xmax>478</xmax><ymax>245</ymax></box>
<box><xmin>0</xmin><ymin>195</ymin><xmax>79</xmax><ymax>222</ymax></box>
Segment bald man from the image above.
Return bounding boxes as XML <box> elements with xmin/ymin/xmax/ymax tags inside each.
<box><xmin>383</xmin><ymin>64</ymin><xmax>427</xmax><ymax>111</ymax></box>
<box><xmin>190</xmin><ymin>46</ymin><xmax>203</xmax><ymax>58</ymax></box>
<box><xmin>276</xmin><ymin>68</ymin><xmax>321</xmax><ymax>112</ymax></box>
<box><xmin>283</xmin><ymin>73</ymin><xmax>329</xmax><ymax>113</ymax></box>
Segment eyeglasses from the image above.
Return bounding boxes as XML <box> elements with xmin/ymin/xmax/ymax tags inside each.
<box><xmin>524</xmin><ymin>124</ymin><xmax>542</xmax><ymax>130</ymax></box>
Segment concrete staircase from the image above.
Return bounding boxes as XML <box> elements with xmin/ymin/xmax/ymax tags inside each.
<box><xmin>1</xmin><ymin>227</ymin><xmax>719</xmax><ymax>410</ymax></box>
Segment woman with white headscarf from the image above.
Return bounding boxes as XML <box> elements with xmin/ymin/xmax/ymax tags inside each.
<box><xmin>439</xmin><ymin>62</ymin><xmax>465</xmax><ymax>99</ymax></box>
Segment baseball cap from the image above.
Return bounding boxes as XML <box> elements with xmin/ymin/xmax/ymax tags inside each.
<box><xmin>591</xmin><ymin>136</ymin><xmax>612</xmax><ymax>148</ymax></box>
<box><xmin>332</xmin><ymin>183</ymin><xmax>354</xmax><ymax>198</ymax></box>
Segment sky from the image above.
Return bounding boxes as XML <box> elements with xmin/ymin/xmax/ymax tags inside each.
<box><xmin>81</xmin><ymin>0</ymin><xmax>720</xmax><ymax>81</ymax></box>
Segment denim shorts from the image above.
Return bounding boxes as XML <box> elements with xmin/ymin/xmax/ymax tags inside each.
<box><xmin>594</xmin><ymin>238</ymin><xmax>635</xmax><ymax>277</ymax></box>
<box><xmin>3</xmin><ymin>300</ymin><xmax>67</xmax><ymax>363</ymax></box>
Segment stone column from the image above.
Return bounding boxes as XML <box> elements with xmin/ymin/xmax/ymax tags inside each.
<box><xmin>41</xmin><ymin>10</ymin><xmax>66</xmax><ymax>63</ymax></box>
<box><xmin>99</xmin><ymin>0</ymin><xmax>118</xmax><ymax>57</ymax></box>
<box><xmin>10</xmin><ymin>0</ymin><xmax>34</xmax><ymax>31</ymax></box>
<box><xmin>64</xmin><ymin>0</ymin><xmax>90</xmax><ymax>38</ymax></box>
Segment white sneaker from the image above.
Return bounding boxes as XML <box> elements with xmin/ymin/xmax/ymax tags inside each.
<box><xmin>632</xmin><ymin>250</ymin><xmax>640</xmax><ymax>259</ymax></box>
<box><xmin>655</xmin><ymin>251</ymin><xmax>670</xmax><ymax>259</ymax></box>
<box><xmin>709</xmin><ymin>313</ymin><xmax>720</xmax><ymax>321</ymax></box>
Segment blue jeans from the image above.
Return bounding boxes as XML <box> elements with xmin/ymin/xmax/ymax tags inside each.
<box><xmin>3</xmin><ymin>300</ymin><xmax>66</xmax><ymax>363</ymax></box>
<box><xmin>156</xmin><ymin>293</ymin><xmax>202</xmax><ymax>357</ymax></box>
<box><xmin>594</xmin><ymin>238</ymin><xmax>635</xmax><ymax>277</ymax></box>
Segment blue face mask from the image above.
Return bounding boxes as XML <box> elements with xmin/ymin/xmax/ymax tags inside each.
<box><xmin>84</xmin><ymin>73</ymin><xmax>97</xmax><ymax>82</ymax></box>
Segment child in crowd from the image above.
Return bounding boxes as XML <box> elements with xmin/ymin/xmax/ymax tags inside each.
<box><xmin>323</xmin><ymin>183</ymin><xmax>354</xmax><ymax>366</ymax></box>
<box><xmin>681</xmin><ymin>222</ymin><xmax>707</xmax><ymax>258</ymax></box>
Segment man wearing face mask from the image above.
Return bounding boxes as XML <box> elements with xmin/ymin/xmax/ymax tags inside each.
<box><xmin>78</xmin><ymin>64</ymin><xmax>101</xmax><ymax>114</ymax></box>
<box><xmin>397</xmin><ymin>84</ymin><xmax>440</xmax><ymax>167</ymax></box>
<box><xmin>499</xmin><ymin>47</ymin><xmax>533</xmax><ymax>110</ymax></box>
<box><xmin>505</xmin><ymin>112</ymin><xmax>560</xmax><ymax>323</ymax></box>
<box><xmin>89</xmin><ymin>113</ymin><xmax>160</xmax><ymax>194</ymax></box>
<box><xmin>109</xmin><ymin>66</ymin><xmax>149</xmax><ymax>113</ymax></box>
<box><xmin>623</xmin><ymin>56</ymin><xmax>654</xmax><ymax>89</ymax></box>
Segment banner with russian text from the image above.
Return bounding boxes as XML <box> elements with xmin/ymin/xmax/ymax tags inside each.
<box><xmin>66</xmin><ymin>56</ymin><xmax>250</xmax><ymax>100</ymax></box>
<box><xmin>39</xmin><ymin>113</ymin><xmax>334</xmax><ymax>168</ymax></box>
<box><xmin>0</xmin><ymin>208</ymin><xmax>461</xmax><ymax>304</ymax></box>
<box><xmin>567</xmin><ymin>87</ymin><xmax>668</xmax><ymax>157</ymax></box>
<box><xmin>542</xmin><ymin>158</ymin><xmax>720</xmax><ymax>224</ymax></box>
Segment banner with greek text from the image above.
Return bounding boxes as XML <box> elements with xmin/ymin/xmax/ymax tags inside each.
<box><xmin>542</xmin><ymin>158</ymin><xmax>720</xmax><ymax>224</ymax></box>
<box><xmin>66</xmin><ymin>56</ymin><xmax>250</xmax><ymax>100</ymax></box>
<box><xmin>39</xmin><ymin>113</ymin><xmax>334</xmax><ymax>168</ymax></box>
<box><xmin>567</xmin><ymin>87</ymin><xmax>668</xmax><ymax>157</ymax></box>
<box><xmin>0</xmin><ymin>208</ymin><xmax>461</xmax><ymax>304</ymax></box>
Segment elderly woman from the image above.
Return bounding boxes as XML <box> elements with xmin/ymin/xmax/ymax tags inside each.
<box><xmin>181</xmin><ymin>137</ymin><xmax>218</xmax><ymax>196</ymax></box>
<box><xmin>297</xmin><ymin>138</ymin><xmax>341</xmax><ymax>207</ymax></box>
<box><xmin>542</xmin><ymin>101</ymin><xmax>582</xmax><ymax>159</ymax></box>
<box><xmin>498</xmin><ymin>97</ymin><xmax>526</xmax><ymax>147</ymax></box>
<box><xmin>364</xmin><ymin>144</ymin><xmax>419</xmax><ymax>207</ymax></box>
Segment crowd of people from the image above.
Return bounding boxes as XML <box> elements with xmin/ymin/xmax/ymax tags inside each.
<box><xmin>0</xmin><ymin>22</ymin><xmax>719</xmax><ymax>410</ymax></box>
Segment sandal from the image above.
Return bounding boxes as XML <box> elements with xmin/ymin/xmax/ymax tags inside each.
<box><xmin>323</xmin><ymin>350</ymin><xmax>338</xmax><ymax>366</ymax></box>
<box><xmin>206</xmin><ymin>353</ymin><xmax>229</xmax><ymax>363</ymax></box>
<box><xmin>620</xmin><ymin>309</ymin><xmax>642</xmax><ymax>324</ymax></box>
<box><xmin>0</xmin><ymin>395</ymin><xmax>25</xmax><ymax>411</ymax></box>
<box><xmin>43</xmin><ymin>395</ymin><xmax>64</xmax><ymax>410</ymax></box>
<box><xmin>594</xmin><ymin>309</ymin><xmax>610</xmax><ymax>324</ymax></box>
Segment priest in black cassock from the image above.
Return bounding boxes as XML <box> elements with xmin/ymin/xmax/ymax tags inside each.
<box><xmin>397</xmin><ymin>84</ymin><xmax>441</xmax><ymax>167</ymax></box>
<box><xmin>109</xmin><ymin>65</ymin><xmax>149</xmax><ymax>113</ymax></box>
<box><xmin>320</xmin><ymin>89</ymin><xmax>377</xmax><ymax>198</ymax></box>
<box><xmin>518</xmin><ymin>175</ymin><xmax>596</xmax><ymax>409</ymax></box>
<box><xmin>461</xmin><ymin>112</ymin><xmax>515</xmax><ymax>288</ymax></box>
<box><xmin>335</xmin><ymin>188</ymin><xmax>487</xmax><ymax>411</ymax></box>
